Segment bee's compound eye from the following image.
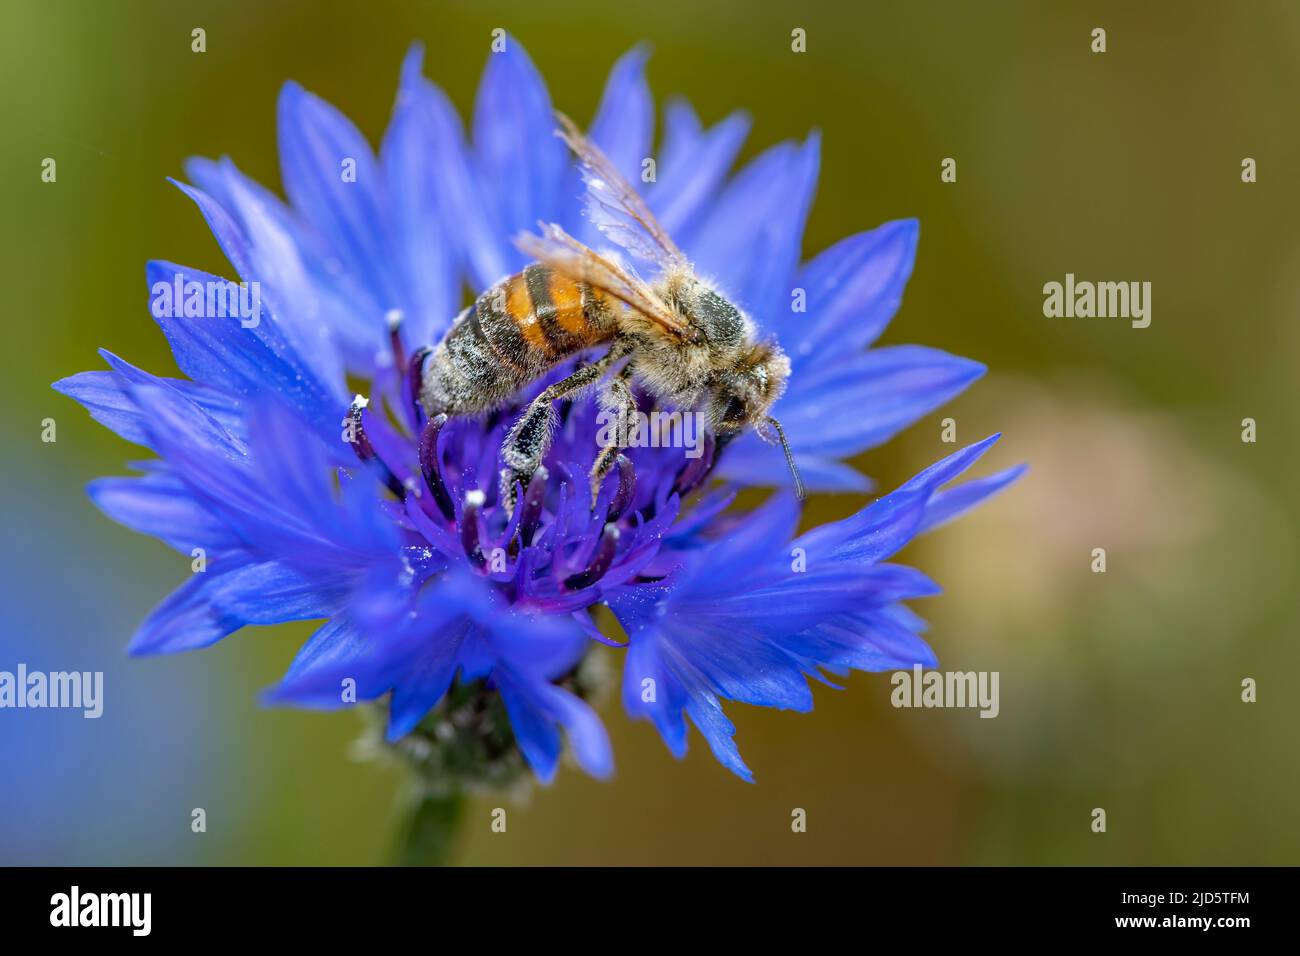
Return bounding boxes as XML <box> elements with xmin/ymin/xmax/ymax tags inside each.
<box><xmin>723</xmin><ymin>397</ymin><xmax>746</xmax><ymax>424</ymax></box>
<box><xmin>694</xmin><ymin>289</ymin><xmax>744</xmax><ymax>347</ymax></box>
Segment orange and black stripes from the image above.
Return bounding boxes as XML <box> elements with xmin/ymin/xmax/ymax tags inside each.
<box><xmin>524</xmin><ymin>264</ymin><xmax>592</xmax><ymax>356</ymax></box>
<box><xmin>485</xmin><ymin>265</ymin><xmax>612</xmax><ymax>367</ymax></box>
<box><xmin>427</xmin><ymin>265</ymin><xmax>618</xmax><ymax>415</ymax></box>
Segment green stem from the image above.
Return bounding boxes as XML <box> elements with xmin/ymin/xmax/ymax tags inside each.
<box><xmin>394</xmin><ymin>788</ymin><xmax>464</xmax><ymax>867</ymax></box>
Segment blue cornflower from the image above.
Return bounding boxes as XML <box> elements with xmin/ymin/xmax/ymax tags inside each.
<box><xmin>53</xmin><ymin>39</ymin><xmax>1022</xmax><ymax>784</ymax></box>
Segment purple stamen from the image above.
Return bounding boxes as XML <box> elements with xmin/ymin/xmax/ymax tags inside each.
<box><xmin>344</xmin><ymin>397</ymin><xmax>374</xmax><ymax>459</ymax></box>
<box><xmin>344</xmin><ymin>396</ymin><xmax>406</xmax><ymax>498</ymax></box>
<box><xmin>517</xmin><ymin>466</ymin><xmax>549</xmax><ymax>549</ymax></box>
<box><xmin>606</xmin><ymin>454</ymin><xmax>636</xmax><ymax>522</ymax></box>
<box><xmin>404</xmin><ymin>346</ymin><xmax>431</xmax><ymax>432</ymax></box>
<box><xmin>494</xmin><ymin>489</ymin><xmax>525</xmax><ymax>559</ymax></box>
<box><xmin>460</xmin><ymin>489</ymin><xmax>486</xmax><ymax>567</ymax></box>
<box><xmin>417</xmin><ymin>414</ymin><xmax>456</xmax><ymax>521</ymax></box>
<box><xmin>671</xmin><ymin>431</ymin><xmax>717</xmax><ymax>499</ymax></box>
<box><xmin>385</xmin><ymin>309</ymin><xmax>406</xmax><ymax>371</ymax></box>
<box><xmin>564</xmin><ymin>522</ymin><xmax>619</xmax><ymax>590</ymax></box>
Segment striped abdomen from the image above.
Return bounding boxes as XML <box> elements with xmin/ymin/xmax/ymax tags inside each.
<box><xmin>420</xmin><ymin>264</ymin><xmax>617</xmax><ymax>416</ymax></box>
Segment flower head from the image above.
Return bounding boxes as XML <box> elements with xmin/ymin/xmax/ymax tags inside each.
<box><xmin>54</xmin><ymin>38</ymin><xmax>1022</xmax><ymax>783</ymax></box>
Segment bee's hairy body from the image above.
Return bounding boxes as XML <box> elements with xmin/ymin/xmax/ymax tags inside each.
<box><xmin>417</xmin><ymin>112</ymin><xmax>803</xmax><ymax>513</ymax></box>
<box><xmin>420</xmin><ymin>264</ymin><xmax>621</xmax><ymax>417</ymax></box>
<box><xmin>420</xmin><ymin>262</ymin><xmax>788</xmax><ymax>513</ymax></box>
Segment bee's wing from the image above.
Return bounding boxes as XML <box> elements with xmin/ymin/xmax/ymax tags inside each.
<box><xmin>516</xmin><ymin>223</ymin><xmax>691</xmax><ymax>339</ymax></box>
<box><xmin>556</xmin><ymin>111</ymin><xmax>687</xmax><ymax>270</ymax></box>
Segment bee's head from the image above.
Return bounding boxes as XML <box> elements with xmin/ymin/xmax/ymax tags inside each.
<box><xmin>707</xmin><ymin>341</ymin><xmax>804</xmax><ymax>499</ymax></box>
<box><xmin>662</xmin><ymin>273</ymin><xmax>749</xmax><ymax>352</ymax></box>
<box><xmin>707</xmin><ymin>340</ymin><xmax>787</xmax><ymax>430</ymax></box>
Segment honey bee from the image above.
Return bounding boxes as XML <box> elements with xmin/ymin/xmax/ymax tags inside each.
<box><xmin>419</xmin><ymin>113</ymin><xmax>804</xmax><ymax>512</ymax></box>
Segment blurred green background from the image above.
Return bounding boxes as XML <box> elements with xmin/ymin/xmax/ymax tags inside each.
<box><xmin>3</xmin><ymin>0</ymin><xmax>1298</xmax><ymax>864</ymax></box>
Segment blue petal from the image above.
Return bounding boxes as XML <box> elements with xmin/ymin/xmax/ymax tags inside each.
<box><xmin>186</xmin><ymin>156</ymin><xmax>382</xmax><ymax>377</ymax></box>
<box><xmin>144</xmin><ymin>260</ymin><xmax>343</xmax><ymax>441</ymax></box>
<box><xmin>896</xmin><ymin>433</ymin><xmax>1002</xmax><ymax>497</ymax></box>
<box><xmin>207</xmin><ymin>560</ymin><xmax>346</xmax><ymax>623</ymax></box>
<box><xmin>269</xmin><ymin>584</ymin><xmax>470</xmax><ymax>708</ymax></box>
<box><xmin>791</xmin><ymin>437</ymin><xmax>1001</xmax><ymax>565</ymax></box>
<box><xmin>53</xmin><ymin>351</ymin><xmax>246</xmax><ymax>451</ymax></box>
<box><xmin>614</xmin><ymin>441</ymin><xmax>1012</xmax><ymax>780</ymax></box>
<box><xmin>713</xmin><ymin>442</ymin><xmax>872</xmax><ymax>493</ymax></box>
<box><xmin>919</xmin><ymin>463</ymin><xmax>1027</xmax><ymax>534</ymax></box>
<box><xmin>241</xmin><ymin>399</ymin><xmax>400</xmax><ymax>565</ymax></box>
<box><xmin>621</xmin><ymin>633</ymin><xmax>689</xmax><ymax>756</ymax></box>
<box><xmin>497</xmin><ymin>670</ymin><xmax>614</xmax><ymax>782</ymax></box>
<box><xmin>131</xmin><ymin>386</ymin><xmax>394</xmax><ymax>568</ymax></box>
<box><xmin>473</xmin><ymin>38</ymin><xmax>567</xmax><ymax>270</ymax></box>
<box><xmin>685</xmin><ymin>685</ymin><xmax>753</xmax><ymax>782</ymax></box>
<box><xmin>277</xmin><ymin>81</ymin><xmax>406</xmax><ymax>318</ymax></box>
<box><xmin>88</xmin><ymin>465</ymin><xmax>241</xmax><ymax>555</ymax></box>
<box><xmin>687</xmin><ymin>134</ymin><xmax>820</xmax><ymax>315</ymax></box>
<box><xmin>380</xmin><ymin>44</ymin><xmax>466</xmax><ymax>345</ymax></box>
<box><xmin>177</xmin><ymin>167</ymin><xmax>351</xmax><ymax>386</ymax></box>
<box><xmin>565</xmin><ymin>46</ymin><xmax>654</xmax><ymax>242</ymax></box>
<box><xmin>384</xmin><ymin>65</ymin><xmax>509</xmax><ymax>292</ymax></box>
<box><xmin>128</xmin><ymin>565</ymin><xmax>244</xmax><ymax>656</ymax></box>
<box><xmin>169</xmin><ymin>178</ymin><xmax>260</xmax><ymax>294</ymax></box>
<box><xmin>781</xmin><ymin>219</ymin><xmax>919</xmax><ymax>358</ymax></box>
<box><xmin>616</xmin><ymin>614</ymin><xmax>754</xmax><ymax>782</ymax></box>
<box><xmin>587</xmin><ymin>46</ymin><xmax>653</xmax><ymax>182</ymax></box>
<box><xmin>385</xmin><ymin>622</ymin><xmax>470</xmax><ymax>740</ymax></box>
<box><xmin>52</xmin><ymin>370</ymin><xmax>155</xmax><ymax>448</ymax></box>
<box><xmin>652</xmin><ymin>100</ymin><xmax>750</xmax><ymax>238</ymax></box>
<box><xmin>679</xmin><ymin>491</ymin><xmax>801</xmax><ymax>581</ymax></box>
<box><xmin>129</xmin><ymin>554</ymin><xmax>340</xmax><ymax>656</ymax></box>
<box><xmin>270</xmin><ymin>571</ymin><xmax>607</xmax><ymax>781</ymax></box>
<box><xmin>776</xmin><ymin>345</ymin><xmax>987</xmax><ymax>458</ymax></box>
<box><xmin>479</xmin><ymin>604</ymin><xmax>591</xmax><ymax>681</ymax></box>
<box><xmin>122</xmin><ymin>378</ymin><xmax>246</xmax><ymax>465</ymax></box>
<box><xmin>795</xmin><ymin>605</ymin><xmax>940</xmax><ymax>673</ymax></box>
<box><xmin>653</xmin><ymin>620</ymin><xmax>814</xmax><ymax>711</ymax></box>
<box><xmin>717</xmin><ymin>344</ymin><xmax>984</xmax><ymax>492</ymax></box>
<box><xmin>276</xmin><ymin>616</ymin><xmax>366</xmax><ymax>700</ymax></box>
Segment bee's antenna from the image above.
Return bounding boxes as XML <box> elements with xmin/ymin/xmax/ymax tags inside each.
<box><xmin>766</xmin><ymin>416</ymin><xmax>805</xmax><ymax>502</ymax></box>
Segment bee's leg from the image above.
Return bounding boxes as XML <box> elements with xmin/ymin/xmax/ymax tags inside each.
<box><xmin>500</xmin><ymin>344</ymin><xmax>630</xmax><ymax>515</ymax></box>
<box><xmin>589</xmin><ymin>362</ymin><xmax>638</xmax><ymax>508</ymax></box>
